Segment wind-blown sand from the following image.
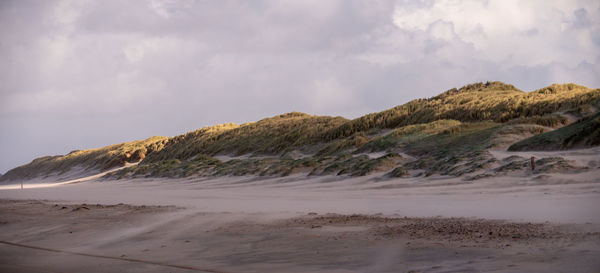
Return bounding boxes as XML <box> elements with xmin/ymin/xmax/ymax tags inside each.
<box><xmin>1</xmin><ymin>149</ymin><xmax>599</xmax><ymax>272</ymax></box>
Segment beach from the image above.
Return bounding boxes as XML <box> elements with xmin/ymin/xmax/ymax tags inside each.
<box><xmin>1</xmin><ymin>162</ymin><xmax>599</xmax><ymax>272</ymax></box>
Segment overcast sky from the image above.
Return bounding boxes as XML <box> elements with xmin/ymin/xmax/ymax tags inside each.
<box><xmin>1</xmin><ymin>0</ymin><xmax>599</xmax><ymax>173</ymax></box>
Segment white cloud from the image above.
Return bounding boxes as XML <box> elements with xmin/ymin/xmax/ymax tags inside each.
<box><xmin>392</xmin><ymin>0</ymin><xmax>600</xmax><ymax>66</ymax></box>
<box><xmin>148</xmin><ymin>0</ymin><xmax>191</xmax><ymax>18</ymax></box>
<box><xmin>427</xmin><ymin>20</ymin><xmax>455</xmax><ymax>41</ymax></box>
<box><xmin>123</xmin><ymin>37</ymin><xmax>165</xmax><ymax>63</ymax></box>
<box><xmin>53</xmin><ymin>0</ymin><xmax>85</xmax><ymax>25</ymax></box>
<box><xmin>38</xmin><ymin>36</ymin><xmax>71</xmax><ymax>73</ymax></box>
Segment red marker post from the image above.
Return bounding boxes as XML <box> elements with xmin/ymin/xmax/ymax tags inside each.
<box><xmin>530</xmin><ymin>156</ymin><xmax>535</xmax><ymax>171</ymax></box>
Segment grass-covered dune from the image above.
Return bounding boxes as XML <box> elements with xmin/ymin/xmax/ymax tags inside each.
<box><xmin>0</xmin><ymin>136</ymin><xmax>168</xmax><ymax>181</ymax></box>
<box><xmin>2</xmin><ymin>82</ymin><xmax>599</xmax><ymax>182</ymax></box>
<box><xmin>508</xmin><ymin>112</ymin><xmax>600</xmax><ymax>151</ymax></box>
<box><xmin>142</xmin><ymin>112</ymin><xmax>348</xmax><ymax>163</ymax></box>
<box><xmin>322</xmin><ymin>82</ymin><xmax>599</xmax><ymax>140</ymax></box>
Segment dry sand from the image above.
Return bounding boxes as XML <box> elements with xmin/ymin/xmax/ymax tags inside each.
<box><xmin>0</xmin><ymin>200</ymin><xmax>598</xmax><ymax>273</ymax></box>
<box><xmin>1</xmin><ymin>148</ymin><xmax>599</xmax><ymax>272</ymax></box>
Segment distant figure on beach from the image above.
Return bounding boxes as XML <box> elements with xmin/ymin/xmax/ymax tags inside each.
<box><xmin>531</xmin><ymin>156</ymin><xmax>535</xmax><ymax>171</ymax></box>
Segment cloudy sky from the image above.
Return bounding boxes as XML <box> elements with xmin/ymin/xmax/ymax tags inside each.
<box><xmin>1</xmin><ymin>0</ymin><xmax>599</xmax><ymax>173</ymax></box>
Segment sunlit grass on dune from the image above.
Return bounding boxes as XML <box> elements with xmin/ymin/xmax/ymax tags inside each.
<box><xmin>2</xmin><ymin>81</ymin><xmax>599</xmax><ymax>182</ymax></box>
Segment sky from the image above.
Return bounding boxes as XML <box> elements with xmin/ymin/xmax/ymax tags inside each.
<box><xmin>1</xmin><ymin>0</ymin><xmax>599</xmax><ymax>173</ymax></box>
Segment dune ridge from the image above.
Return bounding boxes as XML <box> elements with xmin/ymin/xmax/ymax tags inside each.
<box><xmin>2</xmin><ymin>81</ymin><xmax>598</xmax><ymax>183</ymax></box>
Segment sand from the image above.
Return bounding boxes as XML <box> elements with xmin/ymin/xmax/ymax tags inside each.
<box><xmin>0</xmin><ymin>200</ymin><xmax>598</xmax><ymax>273</ymax></box>
<box><xmin>1</xmin><ymin>148</ymin><xmax>599</xmax><ymax>272</ymax></box>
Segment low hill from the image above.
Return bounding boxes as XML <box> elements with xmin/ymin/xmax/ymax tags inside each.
<box><xmin>2</xmin><ymin>82</ymin><xmax>599</xmax><ymax>182</ymax></box>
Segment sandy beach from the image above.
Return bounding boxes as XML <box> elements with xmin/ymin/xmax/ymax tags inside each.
<box><xmin>0</xmin><ymin>198</ymin><xmax>598</xmax><ymax>273</ymax></box>
<box><xmin>1</xmin><ymin>155</ymin><xmax>600</xmax><ymax>273</ymax></box>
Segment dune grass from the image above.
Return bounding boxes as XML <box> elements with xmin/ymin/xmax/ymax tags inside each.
<box><xmin>3</xmin><ymin>81</ymin><xmax>599</xmax><ymax>181</ymax></box>
<box><xmin>508</xmin><ymin>112</ymin><xmax>600</xmax><ymax>151</ymax></box>
<box><xmin>0</xmin><ymin>136</ymin><xmax>169</xmax><ymax>181</ymax></box>
<box><xmin>322</xmin><ymin>82</ymin><xmax>599</xmax><ymax>140</ymax></box>
<box><xmin>143</xmin><ymin>112</ymin><xmax>348</xmax><ymax>163</ymax></box>
<box><xmin>355</xmin><ymin>119</ymin><xmax>462</xmax><ymax>153</ymax></box>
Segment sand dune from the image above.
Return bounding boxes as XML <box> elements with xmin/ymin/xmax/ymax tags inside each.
<box><xmin>0</xmin><ymin>163</ymin><xmax>138</xmax><ymax>190</ymax></box>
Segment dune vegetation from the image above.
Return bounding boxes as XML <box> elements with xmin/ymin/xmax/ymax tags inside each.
<box><xmin>322</xmin><ymin>82</ymin><xmax>598</xmax><ymax>140</ymax></box>
<box><xmin>0</xmin><ymin>136</ymin><xmax>168</xmax><ymax>181</ymax></box>
<box><xmin>143</xmin><ymin>112</ymin><xmax>348</xmax><ymax>163</ymax></box>
<box><xmin>508</xmin><ymin>112</ymin><xmax>600</xmax><ymax>151</ymax></box>
<box><xmin>2</xmin><ymin>82</ymin><xmax>599</xmax><ymax>182</ymax></box>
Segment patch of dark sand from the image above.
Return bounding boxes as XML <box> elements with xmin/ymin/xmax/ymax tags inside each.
<box><xmin>197</xmin><ymin>214</ymin><xmax>600</xmax><ymax>272</ymax></box>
